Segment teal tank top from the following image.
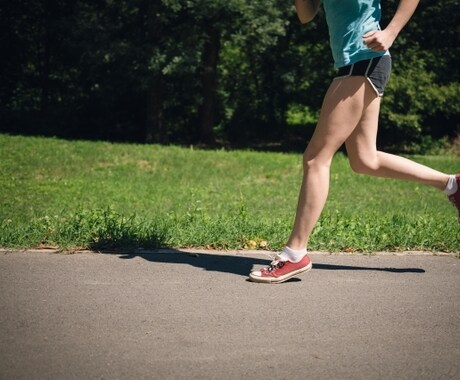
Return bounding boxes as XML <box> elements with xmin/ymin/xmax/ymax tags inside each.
<box><xmin>322</xmin><ymin>0</ymin><xmax>388</xmax><ymax>68</ymax></box>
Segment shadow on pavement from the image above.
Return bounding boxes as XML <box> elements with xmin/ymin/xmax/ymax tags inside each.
<box><xmin>102</xmin><ymin>249</ymin><xmax>426</xmax><ymax>277</ymax></box>
<box><xmin>313</xmin><ymin>263</ymin><xmax>425</xmax><ymax>273</ymax></box>
<box><xmin>116</xmin><ymin>249</ymin><xmax>268</xmax><ymax>277</ymax></box>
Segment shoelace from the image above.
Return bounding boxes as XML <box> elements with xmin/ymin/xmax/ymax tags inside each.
<box><xmin>265</xmin><ymin>259</ymin><xmax>285</xmax><ymax>273</ymax></box>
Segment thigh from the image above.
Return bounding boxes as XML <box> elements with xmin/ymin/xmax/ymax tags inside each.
<box><xmin>305</xmin><ymin>76</ymin><xmax>376</xmax><ymax>162</ymax></box>
<box><xmin>345</xmin><ymin>94</ymin><xmax>381</xmax><ymax>162</ymax></box>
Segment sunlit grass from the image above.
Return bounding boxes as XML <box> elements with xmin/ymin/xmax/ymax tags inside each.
<box><xmin>0</xmin><ymin>134</ymin><xmax>458</xmax><ymax>253</ymax></box>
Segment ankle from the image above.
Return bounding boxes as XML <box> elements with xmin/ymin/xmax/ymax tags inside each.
<box><xmin>278</xmin><ymin>246</ymin><xmax>307</xmax><ymax>263</ymax></box>
<box><xmin>444</xmin><ymin>174</ymin><xmax>459</xmax><ymax>196</ymax></box>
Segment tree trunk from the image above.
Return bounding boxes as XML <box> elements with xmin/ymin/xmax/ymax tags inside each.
<box><xmin>145</xmin><ymin>82</ymin><xmax>165</xmax><ymax>143</ymax></box>
<box><xmin>40</xmin><ymin>0</ymin><xmax>55</xmax><ymax>115</ymax></box>
<box><xmin>199</xmin><ymin>27</ymin><xmax>220</xmax><ymax>145</ymax></box>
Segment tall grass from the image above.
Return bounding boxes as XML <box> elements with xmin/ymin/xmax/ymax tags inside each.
<box><xmin>0</xmin><ymin>134</ymin><xmax>458</xmax><ymax>253</ymax></box>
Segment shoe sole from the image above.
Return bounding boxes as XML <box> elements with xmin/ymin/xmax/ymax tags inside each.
<box><xmin>249</xmin><ymin>262</ymin><xmax>312</xmax><ymax>284</ymax></box>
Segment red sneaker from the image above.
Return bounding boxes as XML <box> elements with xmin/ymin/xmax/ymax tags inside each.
<box><xmin>448</xmin><ymin>174</ymin><xmax>460</xmax><ymax>222</ymax></box>
<box><xmin>249</xmin><ymin>254</ymin><xmax>312</xmax><ymax>284</ymax></box>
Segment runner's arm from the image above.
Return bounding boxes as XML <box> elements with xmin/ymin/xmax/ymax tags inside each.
<box><xmin>295</xmin><ymin>0</ymin><xmax>321</xmax><ymax>24</ymax></box>
<box><xmin>363</xmin><ymin>0</ymin><xmax>420</xmax><ymax>51</ymax></box>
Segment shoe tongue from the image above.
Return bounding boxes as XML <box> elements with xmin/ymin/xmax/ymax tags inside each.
<box><xmin>270</xmin><ymin>255</ymin><xmax>286</xmax><ymax>266</ymax></box>
<box><xmin>277</xmin><ymin>251</ymin><xmax>291</xmax><ymax>262</ymax></box>
<box><xmin>272</xmin><ymin>253</ymin><xmax>284</xmax><ymax>261</ymax></box>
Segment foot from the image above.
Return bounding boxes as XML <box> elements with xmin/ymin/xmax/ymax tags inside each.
<box><xmin>448</xmin><ymin>174</ymin><xmax>460</xmax><ymax>222</ymax></box>
<box><xmin>249</xmin><ymin>254</ymin><xmax>312</xmax><ymax>284</ymax></box>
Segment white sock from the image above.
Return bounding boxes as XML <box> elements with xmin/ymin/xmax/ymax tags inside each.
<box><xmin>278</xmin><ymin>246</ymin><xmax>307</xmax><ymax>263</ymax></box>
<box><xmin>443</xmin><ymin>175</ymin><xmax>458</xmax><ymax>196</ymax></box>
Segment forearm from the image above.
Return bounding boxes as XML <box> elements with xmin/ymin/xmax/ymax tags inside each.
<box><xmin>294</xmin><ymin>0</ymin><xmax>321</xmax><ymax>24</ymax></box>
<box><xmin>363</xmin><ymin>0</ymin><xmax>419</xmax><ymax>51</ymax></box>
<box><xmin>385</xmin><ymin>0</ymin><xmax>420</xmax><ymax>38</ymax></box>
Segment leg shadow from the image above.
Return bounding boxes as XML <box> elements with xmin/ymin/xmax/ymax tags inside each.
<box><xmin>313</xmin><ymin>263</ymin><xmax>425</xmax><ymax>273</ymax></box>
<box><xmin>114</xmin><ymin>249</ymin><xmax>270</xmax><ymax>277</ymax></box>
<box><xmin>99</xmin><ymin>249</ymin><xmax>425</xmax><ymax>278</ymax></box>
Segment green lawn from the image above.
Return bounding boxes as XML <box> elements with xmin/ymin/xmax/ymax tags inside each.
<box><xmin>1</xmin><ymin>134</ymin><xmax>458</xmax><ymax>253</ymax></box>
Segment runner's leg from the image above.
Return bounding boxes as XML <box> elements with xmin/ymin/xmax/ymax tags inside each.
<box><xmin>286</xmin><ymin>76</ymin><xmax>376</xmax><ymax>250</ymax></box>
<box><xmin>345</xmin><ymin>97</ymin><xmax>449</xmax><ymax>190</ymax></box>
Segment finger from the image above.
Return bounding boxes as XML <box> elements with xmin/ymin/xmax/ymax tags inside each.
<box><xmin>367</xmin><ymin>42</ymin><xmax>381</xmax><ymax>51</ymax></box>
<box><xmin>362</xmin><ymin>36</ymin><xmax>377</xmax><ymax>46</ymax></box>
<box><xmin>363</xmin><ymin>38</ymin><xmax>376</xmax><ymax>47</ymax></box>
<box><xmin>370</xmin><ymin>45</ymin><xmax>385</xmax><ymax>52</ymax></box>
<box><xmin>363</xmin><ymin>30</ymin><xmax>378</xmax><ymax>38</ymax></box>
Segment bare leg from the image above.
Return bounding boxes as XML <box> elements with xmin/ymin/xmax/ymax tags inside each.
<box><xmin>287</xmin><ymin>77</ymin><xmax>451</xmax><ymax>251</ymax></box>
<box><xmin>286</xmin><ymin>77</ymin><xmax>376</xmax><ymax>250</ymax></box>
<box><xmin>345</xmin><ymin>101</ymin><xmax>449</xmax><ymax>190</ymax></box>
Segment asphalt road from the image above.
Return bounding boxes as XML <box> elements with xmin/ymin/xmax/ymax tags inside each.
<box><xmin>0</xmin><ymin>249</ymin><xmax>459</xmax><ymax>380</ymax></box>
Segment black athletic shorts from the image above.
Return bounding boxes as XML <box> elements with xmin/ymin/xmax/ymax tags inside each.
<box><xmin>334</xmin><ymin>55</ymin><xmax>392</xmax><ymax>97</ymax></box>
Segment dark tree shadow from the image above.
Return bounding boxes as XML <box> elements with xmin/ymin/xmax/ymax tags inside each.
<box><xmin>97</xmin><ymin>249</ymin><xmax>425</xmax><ymax>278</ymax></box>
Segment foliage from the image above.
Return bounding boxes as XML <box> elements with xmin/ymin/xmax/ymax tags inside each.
<box><xmin>0</xmin><ymin>0</ymin><xmax>458</xmax><ymax>149</ymax></box>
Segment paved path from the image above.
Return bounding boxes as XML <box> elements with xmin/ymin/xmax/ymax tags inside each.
<box><xmin>0</xmin><ymin>249</ymin><xmax>459</xmax><ymax>380</ymax></box>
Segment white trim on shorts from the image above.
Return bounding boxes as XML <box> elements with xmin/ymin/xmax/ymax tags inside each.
<box><xmin>333</xmin><ymin>59</ymin><xmax>382</xmax><ymax>97</ymax></box>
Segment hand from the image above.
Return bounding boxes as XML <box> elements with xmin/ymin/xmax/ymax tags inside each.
<box><xmin>362</xmin><ymin>29</ymin><xmax>397</xmax><ymax>52</ymax></box>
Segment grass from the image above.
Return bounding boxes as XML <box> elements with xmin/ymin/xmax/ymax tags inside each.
<box><xmin>0</xmin><ymin>134</ymin><xmax>458</xmax><ymax>253</ymax></box>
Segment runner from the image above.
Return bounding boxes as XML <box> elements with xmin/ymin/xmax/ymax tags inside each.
<box><xmin>249</xmin><ymin>0</ymin><xmax>460</xmax><ymax>284</ymax></box>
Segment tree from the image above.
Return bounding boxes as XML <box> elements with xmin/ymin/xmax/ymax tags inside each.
<box><xmin>378</xmin><ymin>0</ymin><xmax>460</xmax><ymax>149</ymax></box>
<box><xmin>1</xmin><ymin>0</ymin><xmax>458</xmax><ymax>151</ymax></box>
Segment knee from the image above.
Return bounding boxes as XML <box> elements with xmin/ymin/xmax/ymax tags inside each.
<box><xmin>348</xmin><ymin>155</ymin><xmax>378</xmax><ymax>175</ymax></box>
<box><xmin>302</xmin><ymin>150</ymin><xmax>333</xmax><ymax>173</ymax></box>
